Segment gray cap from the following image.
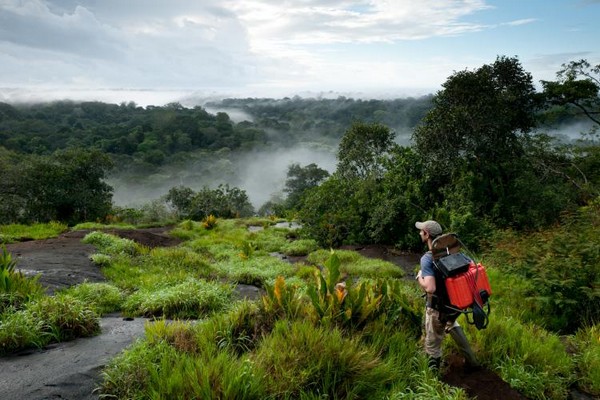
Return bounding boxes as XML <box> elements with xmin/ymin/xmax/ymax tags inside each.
<box><xmin>415</xmin><ymin>220</ymin><xmax>443</xmax><ymax>237</ymax></box>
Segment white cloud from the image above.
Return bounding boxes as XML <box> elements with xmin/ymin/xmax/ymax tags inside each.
<box><xmin>1</xmin><ymin>0</ymin><xmax>593</xmax><ymax>104</ymax></box>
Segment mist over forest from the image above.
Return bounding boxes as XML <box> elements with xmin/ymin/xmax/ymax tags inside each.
<box><xmin>0</xmin><ymin>95</ymin><xmax>432</xmax><ymax>210</ymax></box>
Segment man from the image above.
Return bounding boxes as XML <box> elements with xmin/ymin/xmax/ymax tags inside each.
<box><xmin>415</xmin><ymin>220</ymin><xmax>480</xmax><ymax>372</ymax></box>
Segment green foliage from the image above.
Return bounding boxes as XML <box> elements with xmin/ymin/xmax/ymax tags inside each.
<box><xmin>0</xmin><ymin>308</ymin><xmax>44</xmax><ymax>355</ymax></box>
<box><xmin>284</xmin><ymin>162</ymin><xmax>330</xmax><ymax>210</ymax></box>
<box><xmin>337</xmin><ymin>122</ymin><xmax>395</xmax><ymax>179</ymax></box>
<box><xmin>0</xmin><ymin>222</ymin><xmax>67</xmax><ymax>243</ymax></box>
<box><xmin>307</xmin><ymin>249</ymin><xmax>404</xmax><ymax>279</ymax></box>
<box><xmin>253</xmin><ymin>319</ymin><xmax>396</xmax><ymax>399</ymax></box>
<box><xmin>470</xmin><ymin>315</ymin><xmax>574</xmax><ymax>399</ymax></box>
<box><xmin>486</xmin><ymin>199</ymin><xmax>600</xmax><ymax>332</ymax></box>
<box><xmin>262</xmin><ymin>276</ymin><xmax>304</xmax><ymax>321</ymax></box>
<box><xmin>1</xmin><ymin>294</ymin><xmax>100</xmax><ymax>355</ymax></box>
<box><xmin>280</xmin><ymin>238</ymin><xmax>319</xmax><ymax>256</ymax></box>
<box><xmin>304</xmin><ymin>252</ymin><xmax>419</xmax><ymax>332</ymax></box>
<box><xmin>82</xmin><ymin>231</ymin><xmax>141</xmax><ymax>256</ymax></box>
<box><xmin>122</xmin><ymin>278</ymin><xmax>232</xmax><ymax>318</ymax></box>
<box><xmin>202</xmin><ymin>214</ymin><xmax>218</xmax><ymax>229</ymax></box>
<box><xmin>215</xmin><ymin>256</ymin><xmax>294</xmax><ymax>287</ymax></box>
<box><xmin>0</xmin><ymin>246</ymin><xmax>44</xmax><ymax>313</ymax></box>
<box><xmin>568</xmin><ymin>324</ymin><xmax>600</xmax><ymax>396</ymax></box>
<box><xmin>21</xmin><ymin>148</ymin><xmax>113</xmax><ymax>224</ymax></box>
<box><xmin>27</xmin><ymin>294</ymin><xmax>100</xmax><ymax>341</ymax></box>
<box><xmin>60</xmin><ymin>282</ymin><xmax>125</xmax><ymax>315</ymax></box>
<box><xmin>238</xmin><ymin>240</ymin><xmax>256</xmax><ymax>260</ymax></box>
<box><xmin>166</xmin><ymin>184</ymin><xmax>254</xmax><ymax>220</ymax></box>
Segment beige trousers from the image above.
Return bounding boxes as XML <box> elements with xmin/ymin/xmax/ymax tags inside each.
<box><xmin>424</xmin><ymin>307</ymin><xmax>459</xmax><ymax>358</ymax></box>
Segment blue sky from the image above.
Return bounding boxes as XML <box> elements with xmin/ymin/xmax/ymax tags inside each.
<box><xmin>0</xmin><ymin>0</ymin><xmax>598</xmax><ymax>106</ymax></box>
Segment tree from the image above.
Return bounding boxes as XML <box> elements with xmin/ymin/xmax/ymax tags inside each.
<box><xmin>411</xmin><ymin>56</ymin><xmax>550</xmax><ymax>228</ymax></box>
<box><xmin>284</xmin><ymin>163</ymin><xmax>330</xmax><ymax>209</ymax></box>
<box><xmin>336</xmin><ymin>122</ymin><xmax>395</xmax><ymax>179</ymax></box>
<box><xmin>541</xmin><ymin>59</ymin><xmax>600</xmax><ymax>126</ymax></box>
<box><xmin>413</xmin><ymin>56</ymin><xmax>539</xmax><ymax>172</ymax></box>
<box><xmin>20</xmin><ymin>148</ymin><xmax>113</xmax><ymax>224</ymax></box>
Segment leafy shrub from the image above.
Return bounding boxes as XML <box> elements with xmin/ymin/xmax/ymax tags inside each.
<box><xmin>486</xmin><ymin>200</ymin><xmax>600</xmax><ymax>333</ymax></box>
<box><xmin>306</xmin><ymin>252</ymin><xmax>420</xmax><ymax>332</ymax></box>
<box><xmin>202</xmin><ymin>214</ymin><xmax>218</xmax><ymax>229</ymax></box>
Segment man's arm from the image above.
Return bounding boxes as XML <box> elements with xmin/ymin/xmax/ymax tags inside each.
<box><xmin>416</xmin><ymin>270</ymin><xmax>436</xmax><ymax>293</ymax></box>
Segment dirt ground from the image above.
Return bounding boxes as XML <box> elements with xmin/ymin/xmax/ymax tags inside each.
<box><xmin>1</xmin><ymin>229</ymin><xmax>587</xmax><ymax>399</ymax></box>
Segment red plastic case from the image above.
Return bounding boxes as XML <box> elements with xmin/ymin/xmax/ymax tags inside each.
<box><xmin>445</xmin><ymin>262</ymin><xmax>492</xmax><ymax>309</ymax></box>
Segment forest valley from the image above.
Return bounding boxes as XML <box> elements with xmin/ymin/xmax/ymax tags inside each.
<box><xmin>1</xmin><ymin>56</ymin><xmax>599</xmax><ymax>398</ymax></box>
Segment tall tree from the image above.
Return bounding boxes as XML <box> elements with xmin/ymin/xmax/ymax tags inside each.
<box><xmin>284</xmin><ymin>163</ymin><xmax>330</xmax><ymax>209</ymax></box>
<box><xmin>336</xmin><ymin>122</ymin><xmax>395</xmax><ymax>179</ymax></box>
<box><xmin>541</xmin><ymin>59</ymin><xmax>600</xmax><ymax>126</ymax></box>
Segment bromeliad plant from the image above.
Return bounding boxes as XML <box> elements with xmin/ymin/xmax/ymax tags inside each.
<box><xmin>1</xmin><ymin>246</ymin><xmax>44</xmax><ymax>312</ymax></box>
<box><xmin>262</xmin><ymin>276</ymin><xmax>303</xmax><ymax>320</ymax></box>
<box><xmin>202</xmin><ymin>214</ymin><xmax>218</xmax><ymax>230</ymax></box>
<box><xmin>307</xmin><ymin>251</ymin><xmax>420</xmax><ymax>331</ymax></box>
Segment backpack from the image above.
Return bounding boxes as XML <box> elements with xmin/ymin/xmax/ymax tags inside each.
<box><xmin>431</xmin><ymin>233</ymin><xmax>492</xmax><ymax>330</ymax></box>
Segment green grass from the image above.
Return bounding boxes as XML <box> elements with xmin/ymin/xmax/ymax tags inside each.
<box><xmin>281</xmin><ymin>238</ymin><xmax>319</xmax><ymax>256</ymax></box>
<box><xmin>569</xmin><ymin>324</ymin><xmax>600</xmax><ymax>396</ymax></box>
<box><xmin>1</xmin><ymin>247</ymin><xmax>45</xmax><ymax>313</ymax></box>
<box><xmin>307</xmin><ymin>249</ymin><xmax>404</xmax><ymax>279</ymax></box>
<box><xmin>253</xmin><ymin>319</ymin><xmax>397</xmax><ymax>399</ymax></box>
<box><xmin>59</xmin><ymin>282</ymin><xmax>125</xmax><ymax>315</ymax></box>
<box><xmin>215</xmin><ymin>256</ymin><xmax>295</xmax><ymax>287</ymax></box>
<box><xmin>3</xmin><ymin>216</ymin><xmax>597</xmax><ymax>399</ymax></box>
<box><xmin>468</xmin><ymin>314</ymin><xmax>574</xmax><ymax>399</ymax></box>
<box><xmin>82</xmin><ymin>231</ymin><xmax>141</xmax><ymax>256</ymax></box>
<box><xmin>0</xmin><ymin>221</ymin><xmax>67</xmax><ymax>243</ymax></box>
<box><xmin>122</xmin><ymin>278</ymin><xmax>233</xmax><ymax>318</ymax></box>
<box><xmin>71</xmin><ymin>222</ymin><xmax>137</xmax><ymax>230</ymax></box>
<box><xmin>0</xmin><ymin>294</ymin><xmax>99</xmax><ymax>355</ymax></box>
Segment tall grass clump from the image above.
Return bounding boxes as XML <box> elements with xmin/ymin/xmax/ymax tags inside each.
<box><xmin>122</xmin><ymin>278</ymin><xmax>233</xmax><ymax>318</ymax></box>
<box><xmin>82</xmin><ymin>231</ymin><xmax>141</xmax><ymax>256</ymax></box>
<box><xmin>569</xmin><ymin>324</ymin><xmax>600</xmax><ymax>396</ymax></box>
<box><xmin>215</xmin><ymin>256</ymin><xmax>294</xmax><ymax>287</ymax></box>
<box><xmin>253</xmin><ymin>319</ymin><xmax>396</xmax><ymax>399</ymax></box>
<box><xmin>307</xmin><ymin>248</ymin><xmax>404</xmax><ymax>279</ymax></box>
<box><xmin>470</xmin><ymin>315</ymin><xmax>574</xmax><ymax>399</ymax></box>
<box><xmin>1</xmin><ymin>294</ymin><xmax>99</xmax><ymax>354</ymax></box>
<box><xmin>101</xmin><ymin>316</ymin><xmax>269</xmax><ymax>399</ymax></box>
<box><xmin>71</xmin><ymin>222</ymin><xmax>136</xmax><ymax>230</ymax></box>
<box><xmin>0</xmin><ymin>308</ymin><xmax>43</xmax><ymax>355</ymax></box>
<box><xmin>60</xmin><ymin>282</ymin><xmax>124</xmax><ymax>315</ymax></box>
<box><xmin>27</xmin><ymin>294</ymin><xmax>100</xmax><ymax>342</ymax></box>
<box><xmin>99</xmin><ymin>338</ymin><xmax>179</xmax><ymax>399</ymax></box>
